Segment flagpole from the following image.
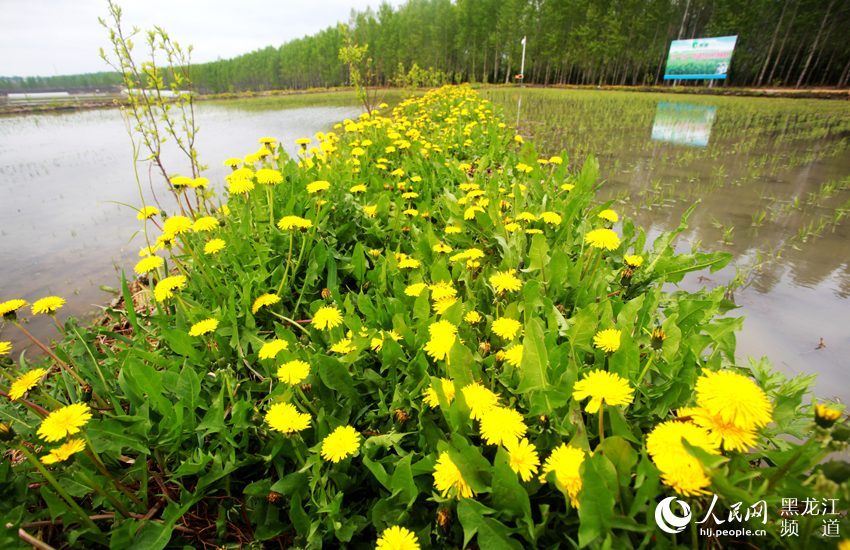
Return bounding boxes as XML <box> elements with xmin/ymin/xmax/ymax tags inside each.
<box><xmin>520</xmin><ymin>36</ymin><xmax>527</xmax><ymax>87</ymax></box>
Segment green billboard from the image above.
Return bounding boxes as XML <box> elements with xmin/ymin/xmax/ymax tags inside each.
<box><xmin>664</xmin><ymin>35</ymin><xmax>738</xmax><ymax>80</ymax></box>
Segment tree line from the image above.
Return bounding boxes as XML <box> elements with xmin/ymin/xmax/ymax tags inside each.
<box><xmin>2</xmin><ymin>0</ymin><xmax>848</xmax><ymax>93</ymax></box>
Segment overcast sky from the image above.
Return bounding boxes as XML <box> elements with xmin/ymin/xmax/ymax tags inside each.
<box><xmin>1</xmin><ymin>0</ymin><xmax>404</xmax><ymax>77</ymax></box>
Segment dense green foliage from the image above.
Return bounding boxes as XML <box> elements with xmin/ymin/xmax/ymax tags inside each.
<box><xmin>1</xmin><ymin>86</ymin><xmax>848</xmax><ymax>548</ymax></box>
<box><xmin>3</xmin><ymin>0</ymin><xmax>849</xmax><ymax>93</ymax></box>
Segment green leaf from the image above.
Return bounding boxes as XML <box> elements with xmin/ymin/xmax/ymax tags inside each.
<box><xmin>492</xmin><ymin>448</ymin><xmax>532</xmax><ymax>522</ymax></box>
<box><xmin>457</xmin><ymin>499</ymin><xmax>523</xmax><ymax>550</ymax></box>
<box><xmin>517</xmin><ymin>318</ymin><xmax>549</xmax><ymax>393</ymax></box>
<box><xmin>578</xmin><ymin>454</ymin><xmax>616</xmax><ymax>547</ymax></box>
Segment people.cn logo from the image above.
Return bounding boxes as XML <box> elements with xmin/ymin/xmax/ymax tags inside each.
<box><xmin>655</xmin><ymin>496</ymin><xmax>692</xmax><ymax>534</ymax></box>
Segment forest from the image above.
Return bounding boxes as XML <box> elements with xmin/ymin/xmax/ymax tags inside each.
<box><xmin>1</xmin><ymin>0</ymin><xmax>848</xmax><ymax>93</ymax></box>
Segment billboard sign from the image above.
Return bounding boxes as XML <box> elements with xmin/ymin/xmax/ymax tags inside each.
<box><xmin>651</xmin><ymin>102</ymin><xmax>717</xmax><ymax>147</ymax></box>
<box><xmin>663</xmin><ymin>35</ymin><xmax>738</xmax><ymax>80</ymax></box>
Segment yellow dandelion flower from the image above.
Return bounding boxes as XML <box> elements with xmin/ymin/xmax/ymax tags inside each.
<box><xmin>312</xmin><ymin>306</ymin><xmax>343</xmax><ymax>330</ymax></box>
<box><xmin>153</xmin><ymin>275</ymin><xmax>186</xmax><ymax>302</ymax></box>
<box><xmin>423</xmin><ymin>378</ymin><xmax>456</xmax><ymax>408</ymax></box>
<box><xmin>598</xmin><ymin>209</ymin><xmax>619</xmax><ymax>223</ymax></box>
<box><xmin>277</xmin><ymin>360</ymin><xmax>310</xmax><ymax>385</ymax></box>
<box><xmin>256</xmin><ymin>168</ymin><xmax>283</xmax><ymax>185</ymax></box>
<box><xmin>134</xmin><ymin>255</ymin><xmax>164</xmax><ymax>275</ymax></box>
<box><xmin>461</xmin><ymin>382</ymin><xmax>499</xmax><ymax>420</ymax></box>
<box><xmin>40</xmin><ymin>438</ymin><xmax>86</xmax><ymax>465</ymax></box>
<box><xmin>192</xmin><ymin>216</ymin><xmax>219</xmax><ymax>232</ymax></box>
<box><xmin>479</xmin><ymin>407</ymin><xmax>527</xmax><ymax>446</ymax></box>
<box><xmin>162</xmin><ymin>215</ymin><xmax>193</xmax><ymax>236</ymax></box>
<box><xmin>572</xmin><ymin>370</ymin><xmax>634</xmax><ymax>413</ymax></box>
<box><xmin>561</xmin><ymin>183</ymin><xmax>575</xmax><ymax>191</ymax></box>
<box><xmin>548</xmin><ymin>156</ymin><xmax>563</xmax><ymax>165</ymax></box>
<box><xmin>295</xmin><ymin>137</ymin><xmax>311</xmax><ymax>146</ymax></box>
<box><xmin>307</xmin><ymin>180</ymin><xmax>330</xmax><ymax>194</ymax></box>
<box><xmin>432</xmin><ymin>296</ymin><xmax>457</xmax><ymax>315</ymax></box>
<box><xmin>584</xmin><ymin>228</ymin><xmax>621</xmax><ymax>251</ymax></box>
<box><xmin>516</xmin><ymin>211</ymin><xmax>538</xmax><ymax>222</ymax></box>
<box><xmin>815</xmin><ymin>403</ymin><xmax>843</xmax><ymax>428</ymax></box>
<box><xmin>0</xmin><ymin>341</ymin><xmax>11</xmax><ymax>356</ymax></box>
<box><xmin>423</xmin><ymin>320</ymin><xmax>457</xmax><ymax>361</ymax></box>
<box><xmin>170</xmin><ymin>175</ymin><xmax>192</xmax><ymax>188</ymax></box>
<box><xmin>138</xmin><ymin>245</ymin><xmax>158</xmax><ymax>257</ymax></box>
<box><xmin>432</xmin><ymin>242</ymin><xmax>452</xmax><ymax>254</ymax></box>
<box><xmin>37</xmin><ymin>403</ymin><xmax>92</xmax><ymax>442</ymax></box>
<box><xmin>540</xmin><ymin>211</ymin><xmax>562</xmax><ymax>225</ymax></box>
<box><xmin>464</xmin><ymin>311</ymin><xmax>482</xmax><ymax>324</ymax></box>
<box><xmin>190</xmin><ymin>177</ymin><xmax>209</xmax><ymax>189</ymax></box>
<box><xmin>540</xmin><ymin>444</ymin><xmax>585</xmax><ymax>507</ymax></box>
<box><xmin>277</xmin><ymin>215</ymin><xmax>313</xmax><ymax>231</ymax></box>
<box><xmin>376</xmin><ymin>525</ymin><xmax>420</xmax><ymax>550</ymax></box>
<box><xmin>363</xmin><ymin>205</ymin><xmax>378</xmax><ymax>218</ymax></box>
<box><xmin>624</xmin><ymin>255</ymin><xmax>644</xmax><ymax>268</ymax></box>
<box><xmin>9</xmin><ymin>368</ymin><xmax>47</xmax><ymax>400</ymax></box>
<box><xmin>31</xmin><ymin>296</ymin><xmax>66</xmax><ymax>315</ymax></box>
<box><xmin>433</xmin><ymin>451</ymin><xmax>474</xmax><ymax>499</ymax></box>
<box><xmin>223</xmin><ymin>157</ymin><xmax>242</xmax><ymax>168</ymax></box>
<box><xmin>695</xmin><ymin>370</ymin><xmax>772</xmax><ymax>431</ymax></box>
<box><xmin>1</xmin><ymin>299</ymin><xmax>27</xmax><ymax>317</ymax></box>
<box><xmin>492</xmin><ymin>317</ymin><xmax>522</xmax><ymax>340</ymax></box>
<box><xmin>593</xmin><ymin>329</ymin><xmax>621</xmax><ymax>353</ymax></box>
<box><xmin>349</xmin><ymin>184</ymin><xmax>367</xmax><ymax>193</ymax></box>
<box><xmin>228</xmin><ymin>177</ymin><xmax>254</xmax><ymax>194</ymax></box>
<box><xmin>265</xmin><ymin>403</ymin><xmax>311</xmax><ymax>434</ymax></box>
<box><xmin>505</xmin><ymin>437</ymin><xmax>540</xmax><ymax>482</ymax></box>
<box><xmin>188</xmin><ymin>318</ymin><xmax>218</xmax><ymax>337</ymax></box>
<box><xmin>445</xmin><ymin>225</ymin><xmax>462</xmax><ymax>235</ymax></box>
<box><xmin>259</xmin><ymin>339</ymin><xmax>289</xmax><ymax>360</ymax></box>
<box><xmin>137</xmin><ymin>206</ymin><xmax>160</xmax><ymax>220</ymax></box>
<box><xmin>403</xmin><ymin>208</ymin><xmax>419</xmax><ymax>217</ymax></box>
<box><xmin>320</xmin><ymin>425</ymin><xmax>360</xmax><ymax>463</ymax></box>
<box><xmin>251</xmin><ymin>293</ymin><xmax>280</xmax><ymax>314</ymax></box>
<box><xmin>329</xmin><ymin>338</ymin><xmax>356</xmax><ymax>354</ymax></box>
<box><xmin>646</xmin><ymin>420</ymin><xmax>719</xmax><ymax>496</ymax></box>
<box><xmin>489</xmin><ymin>269</ymin><xmax>522</xmax><ymax>294</ymax></box>
<box><xmin>398</xmin><ymin>257</ymin><xmax>421</xmax><ymax>269</ymax></box>
<box><xmin>504</xmin><ymin>344</ymin><xmax>523</xmax><ymax>367</ymax></box>
<box><xmin>204</xmin><ymin>238</ymin><xmax>226</xmax><ymax>255</ymax></box>
<box><xmin>686</xmin><ymin>408</ymin><xmax>759</xmax><ymax>452</ymax></box>
<box><xmin>404</xmin><ymin>283</ymin><xmax>428</xmax><ymax>297</ymax></box>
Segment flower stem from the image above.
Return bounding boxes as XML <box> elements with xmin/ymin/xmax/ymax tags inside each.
<box><xmin>13</xmin><ymin>322</ymin><xmax>91</xmax><ymax>390</ymax></box>
<box><xmin>598</xmin><ymin>407</ymin><xmax>605</xmax><ymax>444</ymax></box>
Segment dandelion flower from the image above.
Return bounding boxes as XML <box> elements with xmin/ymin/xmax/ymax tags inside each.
<box><xmin>686</xmin><ymin>408</ymin><xmax>759</xmax><ymax>452</ymax></box>
<box><xmin>228</xmin><ymin>178</ymin><xmax>254</xmax><ymax>194</ymax></box>
<box><xmin>815</xmin><ymin>403</ymin><xmax>843</xmax><ymax>428</ymax></box>
<box><xmin>429</xmin><ymin>282</ymin><xmax>456</xmax><ymax>301</ymax></box>
<box><xmin>138</xmin><ymin>245</ymin><xmax>158</xmax><ymax>257</ymax></box>
<box><xmin>153</xmin><ymin>275</ymin><xmax>187</xmax><ymax>302</ymax></box>
<box><xmin>540</xmin><ymin>212</ymin><xmax>562</xmax><ymax>226</ymax></box>
<box><xmin>423</xmin><ymin>320</ymin><xmax>457</xmax><ymax>361</ymax></box>
<box><xmin>188</xmin><ymin>318</ymin><xmax>218</xmax><ymax>337</ymax></box>
<box><xmin>256</xmin><ymin>168</ymin><xmax>283</xmax><ymax>185</ymax></box>
<box><xmin>461</xmin><ymin>383</ymin><xmax>499</xmax><ymax>420</ymax></box>
<box><xmin>170</xmin><ymin>176</ymin><xmax>192</xmax><ymax>188</ymax></box>
<box><xmin>137</xmin><ymin>206</ymin><xmax>160</xmax><ymax>220</ymax></box>
<box><xmin>445</xmin><ymin>225</ymin><xmax>462</xmax><ymax>235</ymax></box>
<box><xmin>223</xmin><ymin>157</ymin><xmax>242</xmax><ymax>168</ymax></box>
<box><xmin>376</xmin><ymin>525</ymin><xmax>420</xmax><ymax>550</ymax></box>
<box><xmin>597</xmin><ymin>209</ymin><xmax>618</xmax><ymax>223</ymax></box>
<box><xmin>312</xmin><ymin>305</ymin><xmax>343</xmax><ymax>330</ymax></box>
<box><xmin>433</xmin><ymin>451</ymin><xmax>474</xmax><ymax>499</ymax></box>
<box><xmin>0</xmin><ymin>341</ymin><xmax>11</xmax><ymax>356</ymax></box>
<box><xmin>504</xmin><ymin>344</ymin><xmax>523</xmax><ymax>367</ymax></box>
<box><xmin>489</xmin><ymin>269</ymin><xmax>522</xmax><ymax>294</ymax></box>
<box><xmin>423</xmin><ymin>378</ymin><xmax>456</xmax><ymax>408</ymax></box>
<box><xmin>432</xmin><ymin>242</ymin><xmax>452</xmax><ymax>254</ymax></box>
<box><xmin>31</xmin><ymin>296</ymin><xmax>66</xmax><ymax>315</ymax></box>
<box><xmin>624</xmin><ymin>255</ymin><xmax>644</xmax><ymax>268</ymax></box>
<box><xmin>190</xmin><ymin>177</ymin><xmax>209</xmax><ymax>189</ymax></box>
<box><xmin>404</xmin><ymin>283</ymin><xmax>427</xmax><ymax>297</ymax></box>
<box><xmin>259</xmin><ymin>339</ymin><xmax>289</xmax><ymax>360</ymax></box>
<box><xmin>505</xmin><ymin>437</ymin><xmax>540</xmax><ymax>482</ymax></box>
<box><xmin>695</xmin><ymin>370</ymin><xmax>772</xmax><ymax>431</ymax></box>
<box><xmin>540</xmin><ymin>444</ymin><xmax>585</xmax><ymax>507</ymax></box>
<box><xmin>431</xmin><ymin>296</ymin><xmax>457</xmax><ymax>315</ymax></box>
<box><xmin>9</xmin><ymin>368</ymin><xmax>47</xmax><ymax>400</ymax></box>
<box><xmin>1</xmin><ymin>299</ymin><xmax>27</xmax><ymax>317</ymax></box>
<box><xmin>134</xmin><ymin>255</ymin><xmax>164</xmax><ymax>275</ymax></box>
<box><xmin>572</xmin><ymin>370</ymin><xmax>634</xmax><ymax>413</ymax></box>
<box><xmin>464</xmin><ymin>311</ymin><xmax>482</xmax><ymax>324</ymax></box>
<box><xmin>398</xmin><ymin>257</ymin><xmax>421</xmax><ymax>269</ymax></box>
<box><xmin>320</xmin><ymin>425</ymin><xmax>360</xmax><ymax>463</ymax></box>
<box><xmin>307</xmin><ymin>180</ymin><xmax>330</xmax><ymax>194</ymax></box>
<box><xmin>492</xmin><ymin>317</ymin><xmax>522</xmax><ymax>341</ymax></box>
<box><xmin>37</xmin><ymin>403</ymin><xmax>92</xmax><ymax>442</ymax></box>
<box><xmin>363</xmin><ymin>205</ymin><xmax>378</xmax><ymax>218</ymax></box>
<box><xmin>277</xmin><ymin>215</ymin><xmax>313</xmax><ymax>231</ymax></box>
<box><xmin>277</xmin><ymin>360</ymin><xmax>310</xmax><ymax>385</ymax></box>
<box><xmin>162</xmin><ymin>215</ymin><xmax>193</xmax><ymax>236</ymax></box>
<box><xmin>584</xmin><ymin>228</ymin><xmax>621</xmax><ymax>251</ymax></box>
<box><xmin>265</xmin><ymin>403</ymin><xmax>311</xmax><ymax>434</ymax></box>
<box><xmin>329</xmin><ymin>338</ymin><xmax>355</xmax><ymax>354</ymax></box>
<box><xmin>593</xmin><ymin>329</ymin><xmax>621</xmax><ymax>353</ymax></box>
<box><xmin>252</xmin><ymin>293</ymin><xmax>281</xmax><ymax>314</ymax></box>
<box><xmin>204</xmin><ymin>239</ymin><xmax>226</xmax><ymax>255</ymax></box>
<box><xmin>479</xmin><ymin>406</ymin><xmax>527</xmax><ymax>446</ymax></box>
<box><xmin>192</xmin><ymin>216</ymin><xmax>219</xmax><ymax>232</ymax></box>
<box><xmin>40</xmin><ymin>439</ymin><xmax>86</xmax><ymax>465</ymax></box>
<box><xmin>561</xmin><ymin>183</ymin><xmax>575</xmax><ymax>192</ymax></box>
<box><xmin>646</xmin><ymin>420</ymin><xmax>719</xmax><ymax>496</ymax></box>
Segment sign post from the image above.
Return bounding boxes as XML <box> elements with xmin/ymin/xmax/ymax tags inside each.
<box><xmin>520</xmin><ymin>36</ymin><xmax>527</xmax><ymax>85</ymax></box>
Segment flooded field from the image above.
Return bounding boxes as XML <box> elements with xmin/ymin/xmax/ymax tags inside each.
<box><xmin>0</xmin><ymin>97</ymin><xmax>361</xmax><ymax>352</ymax></box>
<box><xmin>484</xmin><ymin>87</ymin><xmax>850</xmax><ymax>403</ymax></box>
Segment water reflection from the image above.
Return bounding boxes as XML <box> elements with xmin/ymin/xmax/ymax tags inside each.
<box><xmin>651</xmin><ymin>102</ymin><xmax>717</xmax><ymax>147</ymax></box>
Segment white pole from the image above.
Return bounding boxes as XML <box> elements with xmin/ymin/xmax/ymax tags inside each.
<box><xmin>520</xmin><ymin>36</ymin><xmax>527</xmax><ymax>84</ymax></box>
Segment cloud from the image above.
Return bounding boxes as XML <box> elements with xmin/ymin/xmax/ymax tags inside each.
<box><xmin>0</xmin><ymin>0</ymin><xmax>402</xmax><ymax>77</ymax></box>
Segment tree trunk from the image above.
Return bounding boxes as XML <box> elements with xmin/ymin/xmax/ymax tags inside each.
<box><xmin>806</xmin><ymin>23</ymin><xmax>833</xmax><ymax>86</ymax></box>
<box><xmin>837</xmin><ymin>58</ymin><xmax>850</xmax><ymax>88</ymax></box>
<box><xmin>504</xmin><ymin>58</ymin><xmax>512</xmax><ymax>84</ymax></box>
<box><xmin>677</xmin><ymin>0</ymin><xmax>691</xmax><ymax>39</ymax></box>
<box><xmin>768</xmin><ymin>0</ymin><xmax>799</xmax><ymax>85</ymax></box>
<box><xmin>783</xmin><ymin>39</ymin><xmax>803</xmax><ymax>85</ymax></box>
<box><xmin>757</xmin><ymin>0</ymin><xmax>789</xmax><ymax>86</ymax></box>
<box><xmin>494</xmin><ymin>48</ymin><xmax>500</xmax><ymax>83</ymax></box>
<box><xmin>796</xmin><ymin>0</ymin><xmax>836</xmax><ymax>88</ymax></box>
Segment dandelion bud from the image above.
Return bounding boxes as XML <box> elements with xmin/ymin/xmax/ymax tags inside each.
<box><xmin>651</xmin><ymin>327</ymin><xmax>666</xmax><ymax>351</ymax></box>
<box><xmin>267</xmin><ymin>491</ymin><xmax>283</xmax><ymax>505</ymax></box>
<box><xmin>436</xmin><ymin>507</ymin><xmax>451</xmax><ymax>530</ymax></box>
<box><xmin>401</xmin><ymin>226</ymin><xmax>411</xmax><ymax>234</ymax></box>
<box><xmin>321</xmin><ymin>288</ymin><xmax>331</xmax><ymax>300</ymax></box>
<box><xmin>81</xmin><ymin>384</ymin><xmax>93</xmax><ymax>403</ymax></box>
<box><xmin>393</xmin><ymin>409</ymin><xmax>410</xmax><ymax>424</ymax></box>
<box><xmin>300</xmin><ymin>383</ymin><xmax>312</xmax><ymax>394</ymax></box>
<box><xmin>478</xmin><ymin>341</ymin><xmax>491</xmax><ymax>356</ymax></box>
<box><xmin>815</xmin><ymin>403</ymin><xmax>843</xmax><ymax>429</ymax></box>
<box><xmin>621</xmin><ymin>267</ymin><xmax>634</xmax><ymax>282</ymax></box>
